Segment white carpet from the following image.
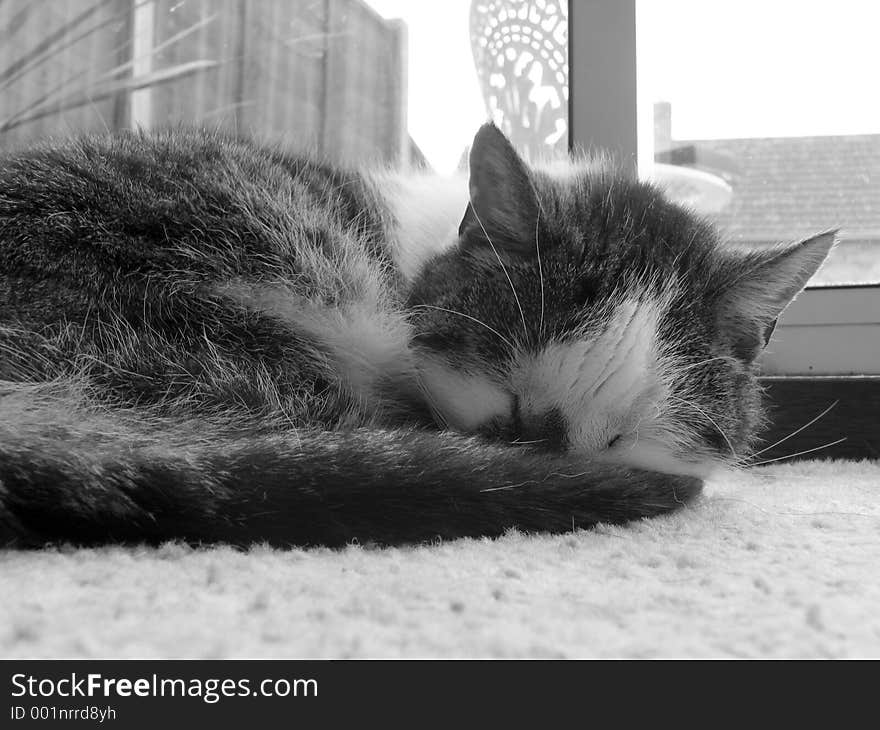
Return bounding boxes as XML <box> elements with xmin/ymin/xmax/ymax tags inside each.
<box><xmin>2</xmin><ymin>459</ymin><xmax>878</xmax><ymax>658</ymax></box>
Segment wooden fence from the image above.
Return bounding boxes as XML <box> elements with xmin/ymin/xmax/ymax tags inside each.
<box><xmin>0</xmin><ymin>0</ymin><xmax>409</xmax><ymax>165</ymax></box>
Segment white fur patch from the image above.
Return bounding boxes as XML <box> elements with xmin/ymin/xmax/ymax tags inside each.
<box><xmin>373</xmin><ymin>170</ymin><xmax>467</xmax><ymax>280</ymax></box>
<box><xmin>512</xmin><ymin>298</ymin><xmax>664</xmax><ymax>453</ymax></box>
<box><xmin>596</xmin><ymin>443</ymin><xmax>719</xmax><ymax>478</ymax></box>
<box><xmin>216</xmin><ymin>283</ymin><xmax>413</xmax><ymax>408</ymax></box>
<box><xmin>296</xmin><ymin>304</ymin><xmax>413</xmax><ymax>402</ymax></box>
<box><xmin>417</xmin><ymin>359</ymin><xmax>512</xmax><ymax>432</ymax></box>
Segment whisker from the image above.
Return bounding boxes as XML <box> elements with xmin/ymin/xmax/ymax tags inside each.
<box><xmin>669</xmin><ymin>395</ymin><xmax>739</xmax><ymax>460</ymax></box>
<box><xmin>414</xmin><ymin>369</ymin><xmax>448</xmax><ymax>430</ymax></box>
<box><xmin>525</xmin><ymin>174</ymin><xmax>549</xmax><ymax>344</ymax></box>
<box><xmin>468</xmin><ymin>202</ymin><xmax>529</xmax><ymax>338</ymax></box>
<box><xmin>748</xmin><ymin>400</ymin><xmax>839</xmax><ymax>460</ymax></box>
<box><xmin>409</xmin><ymin>304</ymin><xmax>515</xmax><ymax>350</ymax></box>
<box><xmin>675</xmin><ymin>356</ymin><xmax>732</xmax><ymax>372</ymax></box>
<box><xmin>534</xmin><ymin>215</ymin><xmax>545</xmax><ymax>341</ymax></box>
<box><xmin>479</xmin><ymin>466</ymin><xmax>590</xmax><ymax>493</ymax></box>
<box><xmin>749</xmin><ymin>437</ymin><xmax>847</xmax><ymax>467</ymax></box>
<box><xmin>480</xmin><ymin>480</ymin><xmax>535</xmax><ymax>493</ymax></box>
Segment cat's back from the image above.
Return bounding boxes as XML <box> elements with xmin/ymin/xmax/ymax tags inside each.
<box><xmin>0</xmin><ymin>127</ymin><xmax>391</xmax><ymax>285</ymax></box>
<box><xmin>0</xmin><ymin>128</ymin><xmax>418</xmax><ymax>426</ymax></box>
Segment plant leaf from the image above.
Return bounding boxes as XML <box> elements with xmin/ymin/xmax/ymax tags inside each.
<box><xmin>0</xmin><ymin>0</ymin><xmax>118</xmax><ymax>92</ymax></box>
<box><xmin>0</xmin><ymin>60</ymin><xmax>219</xmax><ymax>133</ymax></box>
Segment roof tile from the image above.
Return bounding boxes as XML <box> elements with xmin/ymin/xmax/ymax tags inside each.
<box><xmin>673</xmin><ymin>134</ymin><xmax>880</xmax><ymax>242</ymax></box>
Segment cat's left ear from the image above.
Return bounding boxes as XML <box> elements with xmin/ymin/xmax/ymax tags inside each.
<box><xmin>715</xmin><ymin>230</ymin><xmax>837</xmax><ymax>360</ymax></box>
<box><xmin>459</xmin><ymin>123</ymin><xmax>539</xmax><ymax>258</ymax></box>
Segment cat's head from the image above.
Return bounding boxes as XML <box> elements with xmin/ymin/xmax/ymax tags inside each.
<box><xmin>407</xmin><ymin>123</ymin><xmax>835</xmax><ymax>476</ymax></box>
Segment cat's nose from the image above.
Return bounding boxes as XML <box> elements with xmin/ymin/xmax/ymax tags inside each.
<box><xmin>515</xmin><ymin>407</ymin><xmax>567</xmax><ymax>450</ymax></box>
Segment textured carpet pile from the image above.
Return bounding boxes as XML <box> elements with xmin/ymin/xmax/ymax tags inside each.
<box><xmin>1</xmin><ymin>459</ymin><xmax>878</xmax><ymax>658</ymax></box>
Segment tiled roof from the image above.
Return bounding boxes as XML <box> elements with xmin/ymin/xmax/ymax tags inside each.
<box><xmin>672</xmin><ymin>134</ymin><xmax>880</xmax><ymax>242</ymax></box>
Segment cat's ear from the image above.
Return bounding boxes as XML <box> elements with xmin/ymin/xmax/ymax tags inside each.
<box><xmin>715</xmin><ymin>230</ymin><xmax>837</xmax><ymax>360</ymax></box>
<box><xmin>458</xmin><ymin>123</ymin><xmax>539</xmax><ymax>257</ymax></box>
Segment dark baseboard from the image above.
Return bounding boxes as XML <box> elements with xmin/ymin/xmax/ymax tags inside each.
<box><xmin>755</xmin><ymin>376</ymin><xmax>880</xmax><ymax>462</ymax></box>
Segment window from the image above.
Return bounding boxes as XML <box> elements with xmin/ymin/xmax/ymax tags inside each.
<box><xmin>639</xmin><ymin>1</ymin><xmax>880</xmax><ymax>286</ymax></box>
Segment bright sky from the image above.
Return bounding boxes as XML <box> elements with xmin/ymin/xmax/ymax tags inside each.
<box><xmin>637</xmin><ymin>0</ymin><xmax>880</xmax><ymax>140</ymax></box>
<box><xmin>366</xmin><ymin>0</ymin><xmax>880</xmax><ymax>172</ymax></box>
<box><xmin>365</xmin><ymin>0</ymin><xmax>485</xmax><ymax>173</ymax></box>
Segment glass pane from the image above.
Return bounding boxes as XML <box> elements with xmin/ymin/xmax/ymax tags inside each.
<box><xmin>0</xmin><ymin>0</ymin><xmax>567</xmax><ymax>173</ymax></box>
<box><xmin>636</xmin><ymin>0</ymin><xmax>880</xmax><ymax>286</ymax></box>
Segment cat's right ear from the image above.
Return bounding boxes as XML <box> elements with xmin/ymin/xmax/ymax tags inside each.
<box><xmin>715</xmin><ymin>230</ymin><xmax>837</xmax><ymax>360</ymax></box>
<box><xmin>459</xmin><ymin>123</ymin><xmax>539</xmax><ymax>258</ymax></box>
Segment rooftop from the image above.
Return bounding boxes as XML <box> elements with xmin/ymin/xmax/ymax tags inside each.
<box><xmin>668</xmin><ymin>133</ymin><xmax>880</xmax><ymax>243</ymax></box>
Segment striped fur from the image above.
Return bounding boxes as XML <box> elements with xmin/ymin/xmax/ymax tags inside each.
<box><xmin>0</xmin><ymin>125</ymin><xmax>834</xmax><ymax>547</ymax></box>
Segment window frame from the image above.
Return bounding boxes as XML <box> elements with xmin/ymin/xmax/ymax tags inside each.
<box><xmin>567</xmin><ymin>0</ymin><xmax>880</xmax><ymax>461</ymax></box>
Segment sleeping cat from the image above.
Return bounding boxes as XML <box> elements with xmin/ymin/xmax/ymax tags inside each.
<box><xmin>0</xmin><ymin>123</ymin><xmax>833</xmax><ymax>547</ymax></box>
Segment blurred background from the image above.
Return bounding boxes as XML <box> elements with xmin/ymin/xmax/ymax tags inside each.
<box><xmin>1</xmin><ymin>0</ymin><xmax>877</xmax><ymax>284</ymax></box>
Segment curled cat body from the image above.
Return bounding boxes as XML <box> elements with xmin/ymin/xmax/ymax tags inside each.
<box><xmin>0</xmin><ymin>123</ymin><xmax>834</xmax><ymax>547</ymax></box>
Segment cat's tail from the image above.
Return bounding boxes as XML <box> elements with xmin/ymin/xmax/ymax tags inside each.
<box><xmin>0</xmin><ymin>392</ymin><xmax>702</xmax><ymax>548</ymax></box>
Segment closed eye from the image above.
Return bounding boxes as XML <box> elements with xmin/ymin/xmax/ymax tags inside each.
<box><xmin>606</xmin><ymin>434</ymin><xmax>622</xmax><ymax>449</ymax></box>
